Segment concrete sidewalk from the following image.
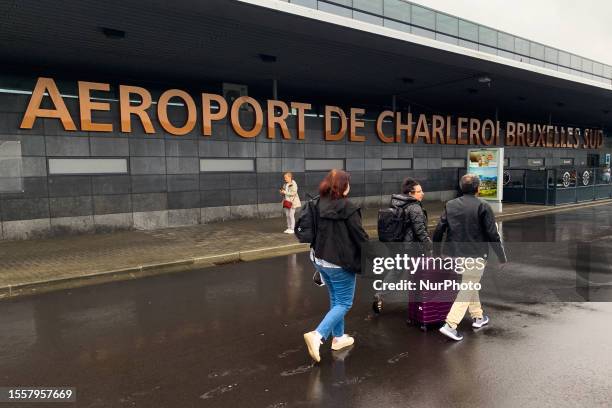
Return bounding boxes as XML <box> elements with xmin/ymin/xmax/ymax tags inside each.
<box><xmin>1</xmin><ymin>199</ymin><xmax>611</xmax><ymax>299</ymax></box>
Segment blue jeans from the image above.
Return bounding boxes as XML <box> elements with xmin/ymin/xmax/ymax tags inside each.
<box><xmin>315</xmin><ymin>265</ymin><xmax>356</xmax><ymax>340</ymax></box>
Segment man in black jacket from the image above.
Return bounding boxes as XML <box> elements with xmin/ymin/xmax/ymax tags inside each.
<box><xmin>433</xmin><ymin>173</ymin><xmax>507</xmax><ymax>341</ymax></box>
<box><xmin>391</xmin><ymin>178</ymin><xmax>431</xmax><ymax>245</ymax></box>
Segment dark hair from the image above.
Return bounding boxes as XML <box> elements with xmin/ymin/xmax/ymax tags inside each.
<box><xmin>460</xmin><ymin>173</ymin><xmax>480</xmax><ymax>194</ymax></box>
<box><xmin>401</xmin><ymin>177</ymin><xmax>421</xmax><ymax>195</ymax></box>
<box><xmin>319</xmin><ymin>169</ymin><xmax>350</xmax><ymax>200</ymax></box>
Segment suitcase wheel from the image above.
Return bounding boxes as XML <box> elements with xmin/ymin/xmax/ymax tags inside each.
<box><xmin>372</xmin><ymin>295</ymin><xmax>383</xmax><ymax>314</ymax></box>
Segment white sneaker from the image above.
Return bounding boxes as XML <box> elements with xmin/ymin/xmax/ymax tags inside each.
<box><xmin>284</xmin><ymin>229</ymin><xmax>294</xmax><ymax>234</ymax></box>
<box><xmin>439</xmin><ymin>323</ymin><xmax>464</xmax><ymax>341</ymax></box>
<box><xmin>303</xmin><ymin>331</ymin><xmax>322</xmax><ymax>362</ymax></box>
<box><xmin>472</xmin><ymin>316</ymin><xmax>489</xmax><ymax>328</ymax></box>
<box><xmin>331</xmin><ymin>335</ymin><xmax>354</xmax><ymax>351</ymax></box>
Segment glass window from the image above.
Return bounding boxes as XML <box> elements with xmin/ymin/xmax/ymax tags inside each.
<box><xmin>436</xmin><ymin>32</ymin><xmax>458</xmax><ymax>45</ymax></box>
<box><xmin>545</xmin><ymin>62</ymin><xmax>558</xmax><ymax>71</ymax></box>
<box><xmin>458</xmin><ymin>20</ymin><xmax>477</xmax><ymax>42</ymax></box>
<box><xmin>291</xmin><ymin>0</ymin><xmax>317</xmax><ymax>7</ymax></box>
<box><xmin>498</xmin><ymin>32</ymin><xmax>514</xmax><ymax>51</ymax></box>
<box><xmin>411</xmin><ymin>5</ymin><xmax>435</xmax><ymax>29</ymax></box>
<box><xmin>530</xmin><ymin>58</ymin><xmax>544</xmax><ymax>67</ymax></box>
<box><xmin>582</xmin><ymin>58</ymin><xmax>593</xmax><ymax>74</ymax></box>
<box><xmin>570</xmin><ymin>54</ymin><xmax>582</xmax><ymax>70</ymax></box>
<box><xmin>514</xmin><ymin>37</ymin><xmax>530</xmax><ymax>56</ymax></box>
<box><xmin>436</xmin><ymin>13</ymin><xmax>457</xmax><ymax>36</ymax></box>
<box><xmin>604</xmin><ymin>65</ymin><xmax>612</xmax><ymax>79</ymax></box>
<box><xmin>498</xmin><ymin>50</ymin><xmax>515</xmax><ymax>60</ymax></box>
<box><xmin>558</xmin><ymin>51</ymin><xmax>570</xmax><ymax>67</ymax></box>
<box><xmin>318</xmin><ymin>0</ymin><xmax>352</xmax><ymax>18</ymax></box>
<box><xmin>353</xmin><ymin>10</ymin><xmax>383</xmax><ymax>24</ymax></box>
<box><xmin>593</xmin><ymin>62</ymin><xmax>603</xmax><ymax>77</ymax></box>
<box><xmin>570</xmin><ymin>68</ymin><xmax>582</xmax><ymax>77</ymax></box>
<box><xmin>544</xmin><ymin>47</ymin><xmax>558</xmax><ymax>64</ymax></box>
<box><xmin>383</xmin><ymin>0</ymin><xmax>410</xmax><ymax>22</ymax></box>
<box><xmin>353</xmin><ymin>0</ymin><xmax>382</xmax><ymax>15</ymax></box>
<box><xmin>412</xmin><ymin>26</ymin><xmax>435</xmax><ymax>39</ymax></box>
<box><xmin>478</xmin><ymin>26</ymin><xmax>497</xmax><ymax>47</ymax></box>
<box><xmin>384</xmin><ymin>18</ymin><xmax>411</xmax><ymax>32</ymax></box>
<box><xmin>530</xmin><ymin>42</ymin><xmax>545</xmax><ymax>61</ymax></box>
<box><xmin>458</xmin><ymin>38</ymin><xmax>478</xmax><ymax>50</ymax></box>
<box><xmin>326</xmin><ymin>0</ymin><xmax>351</xmax><ymax>5</ymax></box>
<box><xmin>479</xmin><ymin>44</ymin><xmax>497</xmax><ymax>55</ymax></box>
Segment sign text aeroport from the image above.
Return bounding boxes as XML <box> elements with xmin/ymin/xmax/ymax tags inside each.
<box><xmin>19</xmin><ymin>77</ymin><xmax>604</xmax><ymax>149</ymax></box>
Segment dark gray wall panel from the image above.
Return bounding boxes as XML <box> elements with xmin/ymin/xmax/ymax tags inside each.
<box><xmin>48</xmin><ymin>176</ymin><xmax>92</xmax><ymax>197</ymax></box>
<box><xmin>167</xmin><ymin>174</ymin><xmax>199</xmax><ymax>192</ymax></box>
<box><xmin>167</xmin><ymin>191</ymin><xmax>201</xmax><ymax>209</ymax></box>
<box><xmin>93</xmin><ymin>194</ymin><xmax>132</xmax><ymax>215</ymax></box>
<box><xmin>129</xmin><ymin>139</ymin><xmax>165</xmax><ymax>156</ymax></box>
<box><xmin>132</xmin><ymin>192</ymin><xmax>168</xmax><ymax>212</ymax></box>
<box><xmin>45</xmin><ymin>136</ymin><xmax>90</xmax><ymax>156</ymax></box>
<box><xmin>91</xmin><ymin>175</ymin><xmax>131</xmax><ymax>195</ymax></box>
<box><xmin>230</xmin><ymin>173</ymin><xmax>257</xmax><ymax>189</ymax></box>
<box><xmin>230</xmin><ymin>188</ymin><xmax>257</xmax><ymax>205</ymax></box>
<box><xmin>90</xmin><ymin>137</ymin><xmax>129</xmax><ymax>156</ymax></box>
<box><xmin>201</xmin><ymin>190</ymin><xmax>230</xmax><ymax>207</ymax></box>
<box><xmin>1</xmin><ymin>197</ymin><xmax>50</xmax><ymax>221</ymax></box>
<box><xmin>49</xmin><ymin>196</ymin><xmax>93</xmax><ymax>217</ymax></box>
<box><xmin>131</xmin><ymin>175</ymin><xmax>167</xmax><ymax>193</ymax></box>
<box><xmin>199</xmin><ymin>173</ymin><xmax>230</xmax><ymax>191</ymax></box>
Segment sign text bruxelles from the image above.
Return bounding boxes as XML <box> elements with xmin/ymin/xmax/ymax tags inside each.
<box><xmin>19</xmin><ymin>77</ymin><xmax>604</xmax><ymax>149</ymax></box>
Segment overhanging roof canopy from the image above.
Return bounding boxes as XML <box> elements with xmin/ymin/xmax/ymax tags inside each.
<box><xmin>0</xmin><ymin>0</ymin><xmax>611</xmax><ymax>131</ymax></box>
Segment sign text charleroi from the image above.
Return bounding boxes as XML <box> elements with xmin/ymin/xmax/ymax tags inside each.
<box><xmin>19</xmin><ymin>77</ymin><xmax>604</xmax><ymax>149</ymax></box>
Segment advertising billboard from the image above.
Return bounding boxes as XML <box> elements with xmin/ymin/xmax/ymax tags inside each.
<box><xmin>467</xmin><ymin>148</ymin><xmax>504</xmax><ymax>203</ymax></box>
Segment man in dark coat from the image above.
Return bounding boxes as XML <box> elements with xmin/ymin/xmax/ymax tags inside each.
<box><xmin>434</xmin><ymin>173</ymin><xmax>507</xmax><ymax>341</ymax></box>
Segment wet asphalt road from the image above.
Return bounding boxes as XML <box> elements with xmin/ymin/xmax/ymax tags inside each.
<box><xmin>2</xmin><ymin>206</ymin><xmax>612</xmax><ymax>408</ymax></box>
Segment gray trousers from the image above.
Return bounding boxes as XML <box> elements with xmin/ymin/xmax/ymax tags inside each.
<box><xmin>284</xmin><ymin>207</ymin><xmax>296</xmax><ymax>229</ymax></box>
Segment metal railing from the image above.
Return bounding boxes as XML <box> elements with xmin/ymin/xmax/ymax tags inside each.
<box><xmin>503</xmin><ymin>167</ymin><xmax>612</xmax><ymax>205</ymax></box>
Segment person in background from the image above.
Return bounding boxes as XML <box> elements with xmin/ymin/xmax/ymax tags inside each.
<box><xmin>280</xmin><ymin>172</ymin><xmax>301</xmax><ymax>233</ymax></box>
<box><xmin>303</xmin><ymin>169</ymin><xmax>369</xmax><ymax>363</ymax></box>
<box><xmin>602</xmin><ymin>166</ymin><xmax>611</xmax><ymax>183</ymax></box>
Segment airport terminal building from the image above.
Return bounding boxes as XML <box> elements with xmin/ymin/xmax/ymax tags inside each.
<box><xmin>0</xmin><ymin>0</ymin><xmax>611</xmax><ymax>240</ymax></box>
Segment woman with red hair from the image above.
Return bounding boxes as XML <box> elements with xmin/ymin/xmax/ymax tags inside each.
<box><xmin>303</xmin><ymin>169</ymin><xmax>369</xmax><ymax>362</ymax></box>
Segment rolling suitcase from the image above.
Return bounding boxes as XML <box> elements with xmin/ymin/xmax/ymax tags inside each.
<box><xmin>407</xmin><ymin>266</ymin><xmax>458</xmax><ymax>330</ymax></box>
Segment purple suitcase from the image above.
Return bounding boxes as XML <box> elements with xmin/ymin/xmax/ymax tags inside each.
<box><xmin>407</xmin><ymin>267</ymin><xmax>458</xmax><ymax>329</ymax></box>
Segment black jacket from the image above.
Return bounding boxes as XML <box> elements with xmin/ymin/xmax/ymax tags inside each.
<box><xmin>432</xmin><ymin>194</ymin><xmax>507</xmax><ymax>262</ymax></box>
<box><xmin>313</xmin><ymin>197</ymin><xmax>369</xmax><ymax>274</ymax></box>
<box><xmin>390</xmin><ymin>194</ymin><xmax>431</xmax><ymax>244</ymax></box>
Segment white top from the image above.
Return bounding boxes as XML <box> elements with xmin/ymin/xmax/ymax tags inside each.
<box><xmin>310</xmin><ymin>249</ymin><xmax>342</xmax><ymax>269</ymax></box>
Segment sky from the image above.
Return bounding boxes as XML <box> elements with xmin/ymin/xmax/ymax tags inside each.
<box><xmin>410</xmin><ymin>0</ymin><xmax>612</xmax><ymax>66</ymax></box>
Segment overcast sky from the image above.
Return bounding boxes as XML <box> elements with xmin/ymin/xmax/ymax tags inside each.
<box><xmin>410</xmin><ymin>0</ymin><xmax>612</xmax><ymax>66</ymax></box>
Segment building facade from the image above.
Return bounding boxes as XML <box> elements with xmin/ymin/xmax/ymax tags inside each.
<box><xmin>0</xmin><ymin>0</ymin><xmax>611</xmax><ymax>240</ymax></box>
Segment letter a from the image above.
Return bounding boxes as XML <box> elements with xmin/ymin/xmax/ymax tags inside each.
<box><xmin>20</xmin><ymin>77</ymin><xmax>77</xmax><ymax>130</ymax></box>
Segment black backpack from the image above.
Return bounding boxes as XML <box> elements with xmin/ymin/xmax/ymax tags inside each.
<box><xmin>295</xmin><ymin>194</ymin><xmax>319</xmax><ymax>244</ymax></box>
<box><xmin>377</xmin><ymin>207</ymin><xmax>408</xmax><ymax>242</ymax></box>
